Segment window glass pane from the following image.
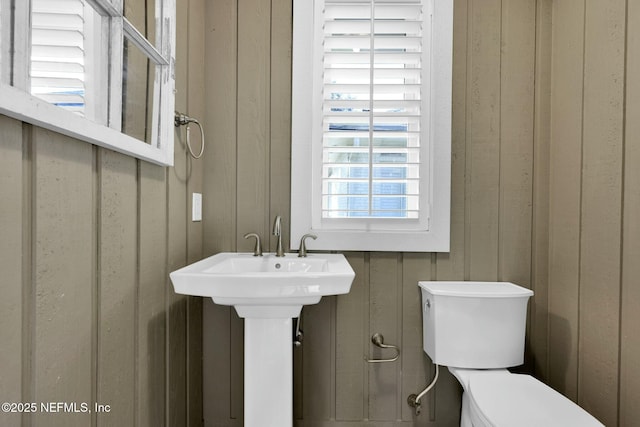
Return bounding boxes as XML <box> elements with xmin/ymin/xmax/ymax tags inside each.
<box><xmin>30</xmin><ymin>0</ymin><xmax>107</xmax><ymax>121</ymax></box>
<box><xmin>122</xmin><ymin>37</ymin><xmax>158</xmax><ymax>144</ymax></box>
<box><xmin>124</xmin><ymin>0</ymin><xmax>157</xmax><ymax>45</ymax></box>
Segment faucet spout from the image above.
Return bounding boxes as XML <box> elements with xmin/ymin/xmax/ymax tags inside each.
<box><xmin>273</xmin><ymin>215</ymin><xmax>285</xmax><ymax>257</ymax></box>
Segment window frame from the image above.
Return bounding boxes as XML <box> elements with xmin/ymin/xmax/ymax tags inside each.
<box><xmin>0</xmin><ymin>0</ymin><xmax>176</xmax><ymax>166</ymax></box>
<box><xmin>290</xmin><ymin>0</ymin><xmax>453</xmax><ymax>252</ymax></box>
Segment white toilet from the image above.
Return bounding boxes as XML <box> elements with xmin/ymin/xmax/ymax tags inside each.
<box><xmin>418</xmin><ymin>281</ymin><xmax>604</xmax><ymax>427</ymax></box>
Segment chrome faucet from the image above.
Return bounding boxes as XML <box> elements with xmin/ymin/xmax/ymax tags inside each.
<box><xmin>273</xmin><ymin>215</ymin><xmax>285</xmax><ymax>257</ymax></box>
<box><xmin>298</xmin><ymin>234</ymin><xmax>317</xmax><ymax>257</ymax></box>
<box><xmin>243</xmin><ymin>232</ymin><xmax>263</xmax><ymax>256</ymax></box>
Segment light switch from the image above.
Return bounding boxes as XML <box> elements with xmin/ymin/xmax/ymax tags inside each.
<box><xmin>192</xmin><ymin>193</ymin><xmax>202</xmax><ymax>222</ymax></box>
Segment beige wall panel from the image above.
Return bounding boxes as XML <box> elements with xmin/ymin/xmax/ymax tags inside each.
<box><xmin>368</xmin><ymin>253</ymin><xmax>400</xmax><ymax>421</ymax></box>
<box><xmin>303</xmin><ymin>297</ymin><xmax>335</xmax><ymax>420</ymax></box>
<box><xmin>203</xmin><ymin>0</ymin><xmax>238</xmax><ymax>255</ymax></box>
<box><xmin>230</xmin><ymin>311</ymin><xmax>244</xmax><ymax>419</ymax></box>
<box><xmin>187</xmin><ymin>296</ymin><xmax>203</xmax><ymax>427</ymax></box>
<box><xmin>202</xmin><ymin>301</ymin><xmax>234</xmax><ymax>425</ymax></box>
<box><xmin>32</xmin><ymin>129</ymin><xmax>93</xmax><ymax>427</ymax></box>
<box><xmin>138</xmin><ymin>162</ymin><xmax>168</xmax><ymax>427</ymax></box>
<box><xmin>0</xmin><ymin>116</ymin><xmax>24</xmax><ymax>427</ymax></box>
<box><xmin>167</xmin><ymin>3</ymin><xmax>192</xmax><ymax>419</ymax></box>
<box><xmin>578</xmin><ymin>1</ymin><xmax>625</xmax><ymax>423</ymax></box>
<box><xmin>186</xmin><ymin>0</ymin><xmax>205</xmax><ymax>266</ymax></box>
<box><xmin>498</xmin><ymin>0</ymin><xmax>535</xmax><ymax>287</ymax></box>
<box><xmin>530</xmin><ymin>0</ymin><xmax>552</xmax><ymax>382</ymax></box>
<box><xmin>236</xmin><ymin>0</ymin><xmax>271</xmax><ymax>248</ymax></box>
<box><xmin>167</xmin><ymin>136</ymin><xmax>189</xmax><ymax>427</ymax></box>
<box><xmin>547</xmin><ymin>0</ymin><xmax>585</xmax><ymax>400</ymax></box>
<box><xmin>335</xmin><ymin>253</ymin><xmax>366</xmax><ymax>421</ymax></box>
<box><xmin>294</xmin><ymin>337</ymin><xmax>304</xmax><ymax>421</ymax></box>
<box><xmin>206</xmin><ymin>306</ymin><xmax>232</xmax><ymax>425</ymax></box>
<box><xmin>168</xmin><ymin>21</ymin><xmax>190</xmax><ymax>418</ymax></box>
<box><xmin>433</xmin><ymin>370</ymin><xmax>463</xmax><ymax>426</ymax></box>
<box><xmin>498</xmin><ymin>0</ymin><xmax>536</xmax><ymax>374</ymax></box>
<box><xmin>97</xmin><ymin>149</ymin><xmax>137</xmax><ymax>426</ymax></box>
<box><xmin>401</xmin><ymin>254</ymin><xmax>432</xmax><ymax>423</ymax></box>
<box><xmin>270</xmin><ymin>0</ymin><xmax>293</xmax><ymax>252</ymax></box>
<box><xmin>186</xmin><ymin>0</ymin><xmax>208</xmax><ymax>427</ymax></box>
<box><xmin>436</xmin><ymin>0</ymin><xmax>467</xmax><ymax>281</ymax></box>
<box><xmin>620</xmin><ymin>2</ymin><xmax>640</xmax><ymax>424</ymax></box>
<box><xmin>465</xmin><ymin>0</ymin><xmax>501</xmax><ymax>281</ymax></box>
<box><xmin>202</xmin><ymin>0</ymin><xmax>239</xmax><ymax>419</ymax></box>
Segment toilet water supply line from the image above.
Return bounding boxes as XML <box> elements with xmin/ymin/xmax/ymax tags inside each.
<box><xmin>365</xmin><ymin>333</ymin><xmax>439</xmax><ymax>416</ymax></box>
<box><xmin>174</xmin><ymin>111</ymin><xmax>205</xmax><ymax>159</ymax></box>
<box><xmin>407</xmin><ymin>364</ymin><xmax>440</xmax><ymax>416</ymax></box>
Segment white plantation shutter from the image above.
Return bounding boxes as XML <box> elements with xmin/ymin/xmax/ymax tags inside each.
<box><xmin>30</xmin><ymin>0</ymin><xmax>87</xmax><ymax>115</ymax></box>
<box><xmin>291</xmin><ymin>0</ymin><xmax>451</xmax><ymax>251</ymax></box>
<box><xmin>321</xmin><ymin>0</ymin><xmax>430</xmax><ymax>220</ymax></box>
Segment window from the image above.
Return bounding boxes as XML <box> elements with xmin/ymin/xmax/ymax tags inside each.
<box><xmin>0</xmin><ymin>0</ymin><xmax>175</xmax><ymax>166</ymax></box>
<box><xmin>291</xmin><ymin>0</ymin><xmax>452</xmax><ymax>252</ymax></box>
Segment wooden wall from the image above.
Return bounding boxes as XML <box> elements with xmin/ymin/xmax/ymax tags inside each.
<box><xmin>202</xmin><ymin>0</ymin><xmax>550</xmax><ymax>425</ymax></box>
<box><xmin>547</xmin><ymin>0</ymin><xmax>640</xmax><ymax>426</ymax></box>
<box><xmin>0</xmin><ymin>0</ymin><xmax>205</xmax><ymax>426</ymax></box>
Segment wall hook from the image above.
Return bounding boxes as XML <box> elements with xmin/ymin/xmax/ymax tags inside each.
<box><xmin>365</xmin><ymin>333</ymin><xmax>400</xmax><ymax>363</ymax></box>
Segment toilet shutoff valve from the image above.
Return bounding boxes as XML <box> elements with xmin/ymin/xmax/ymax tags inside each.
<box><xmin>407</xmin><ymin>394</ymin><xmax>422</xmax><ymax>415</ymax></box>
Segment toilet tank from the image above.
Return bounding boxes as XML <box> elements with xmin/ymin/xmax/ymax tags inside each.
<box><xmin>418</xmin><ymin>281</ymin><xmax>533</xmax><ymax>369</ymax></box>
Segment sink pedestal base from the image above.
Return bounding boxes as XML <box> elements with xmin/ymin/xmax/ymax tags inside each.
<box><xmin>244</xmin><ymin>317</ymin><xmax>293</xmax><ymax>427</ymax></box>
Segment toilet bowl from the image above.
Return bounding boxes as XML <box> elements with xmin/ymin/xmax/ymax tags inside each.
<box><xmin>418</xmin><ymin>281</ymin><xmax>604</xmax><ymax>427</ymax></box>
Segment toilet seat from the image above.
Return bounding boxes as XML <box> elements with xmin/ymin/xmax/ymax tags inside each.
<box><xmin>467</xmin><ymin>373</ymin><xmax>604</xmax><ymax>427</ymax></box>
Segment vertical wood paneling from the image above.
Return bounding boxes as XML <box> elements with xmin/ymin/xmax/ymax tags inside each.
<box><xmin>547</xmin><ymin>0</ymin><xmax>585</xmax><ymax>400</ymax></box>
<box><xmin>138</xmin><ymin>162</ymin><xmax>168</xmax><ymax>427</ymax></box>
<box><xmin>167</xmin><ymin>143</ymin><xmax>189</xmax><ymax>427</ymax></box>
<box><xmin>368</xmin><ymin>253</ymin><xmax>399</xmax><ymax>421</ymax></box>
<box><xmin>167</xmin><ymin>2</ymin><xmax>191</xmax><ymax>423</ymax></box>
<box><xmin>202</xmin><ymin>0</ymin><xmax>239</xmax><ymax>423</ymax></box>
<box><xmin>0</xmin><ymin>0</ymin><xmax>203</xmax><ymax>425</ymax></box>
<box><xmin>230</xmin><ymin>311</ymin><xmax>244</xmax><ymax>420</ymax></box>
<box><xmin>203</xmin><ymin>0</ymin><xmax>238</xmax><ymax>256</ymax></box>
<box><xmin>32</xmin><ymin>130</ymin><xmax>94</xmax><ymax>427</ymax></box>
<box><xmin>97</xmin><ymin>149</ymin><xmax>137</xmax><ymax>426</ymax></box>
<box><xmin>270</xmin><ymin>0</ymin><xmax>293</xmax><ymax>251</ymax></box>
<box><xmin>401</xmin><ymin>254</ymin><xmax>431</xmax><ymax>424</ymax></box>
<box><xmin>0</xmin><ymin>116</ymin><xmax>24</xmax><ymax>427</ymax></box>
<box><xmin>465</xmin><ymin>0</ymin><xmax>501</xmax><ymax>281</ymax></box>
<box><xmin>186</xmin><ymin>0</ymin><xmax>205</xmax><ymax>425</ymax></box>
<box><xmin>237</xmin><ymin>0</ymin><xmax>271</xmax><ymax>248</ymax></box>
<box><xmin>202</xmin><ymin>300</ymin><xmax>233</xmax><ymax>425</ymax></box>
<box><xmin>531</xmin><ymin>0</ymin><xmax>552</xmax><ymax>382</ymax></box>
<box><xmin>436</xmin><ymin>0</ymin><xmax>467</xmax><ymax>281</ymax></box>
<box><xmin>578</xmin><ymin>1</ymin><xmax>625</xmax><ymax>423</ymax></box>
<box><xmin>303</xmin><ymin>298</ymin><xmax>334</xmax><ymax>420</ymax></box>
<box><xmin>498</xmin><ymin>0</ymin><xmax>535</xmax><ymax>286</ymax></box>
<box><xmin>499</xmin><ymin>0</ymin><xmax>536</xmax><ymax>374</ymax></box>
<box><xmin>335</xmin><ymin>253</ymin><xmax>366</xmax><ymax>421</ymax></box>
<box><xmin>620</xmin><ymin>1</ymin><xmax>640</xmax><ymax>424</ymax></box>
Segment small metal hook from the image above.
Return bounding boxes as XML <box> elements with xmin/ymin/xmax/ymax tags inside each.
<box><xmin>365</xmin><ymin>333</ymin><xmax>400</xmax><ymax>363</ymax></box>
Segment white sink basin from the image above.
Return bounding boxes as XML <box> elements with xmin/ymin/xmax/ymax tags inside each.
<box><xmin>171</xmin><ymin>251</ymin><xmax>354</xmax><ymax>427</ymax></box>
<box><xmin>169</xmin><ymin>252</ymin><xmax>355</xmax><ymax>318</ymax></box>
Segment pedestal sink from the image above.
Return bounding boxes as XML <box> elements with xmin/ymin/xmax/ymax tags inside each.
<box><xmin>169</xmin><ymin>252</ymin><xmax>355</xmax><ymax>427</ymax></box>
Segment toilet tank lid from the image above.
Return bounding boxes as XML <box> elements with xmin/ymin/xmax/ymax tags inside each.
<box><xmin>418</xmin><ymin>281</ymin><xmax>533</xmax><ymax>298</ymax></box>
